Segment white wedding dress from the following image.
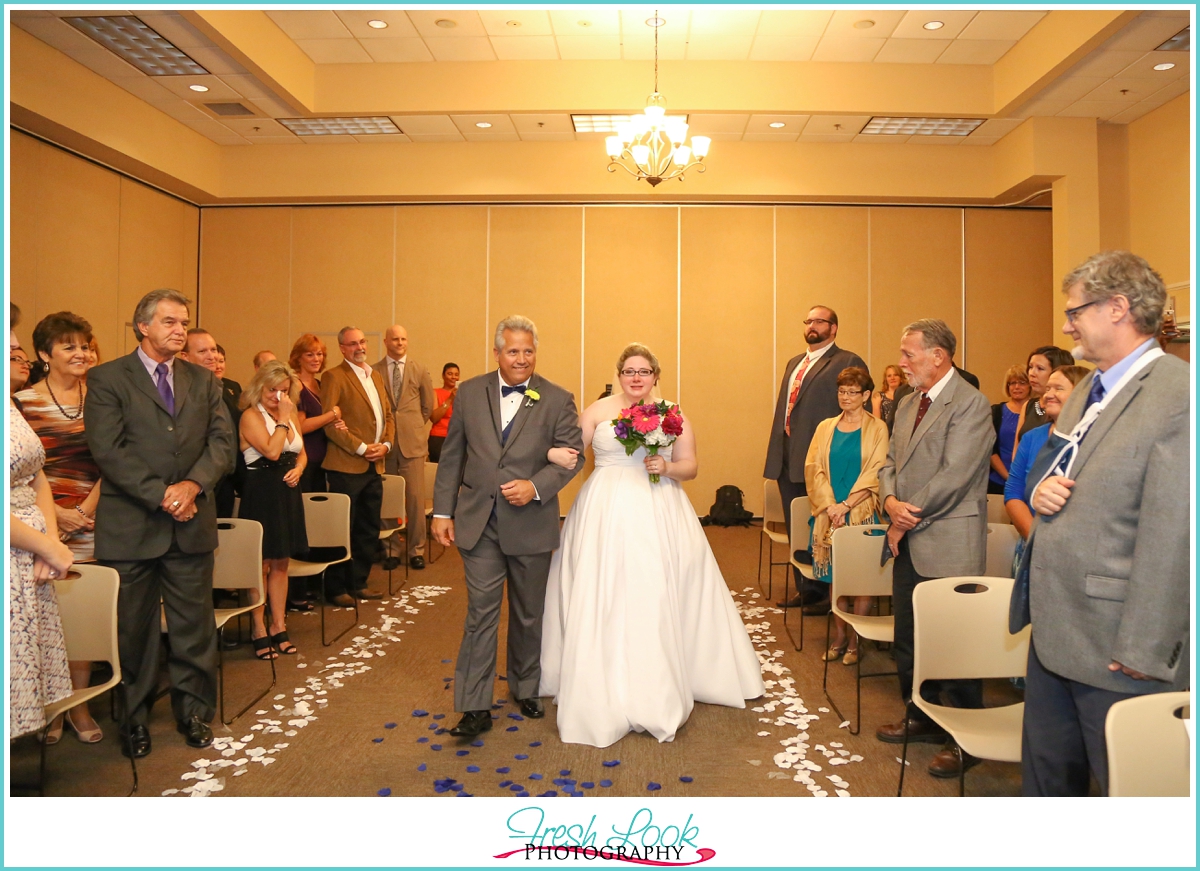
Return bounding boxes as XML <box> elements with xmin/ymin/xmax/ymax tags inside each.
<box><xmin>540</xmin><ymin>419</ymin><xmax>765</xmax><ymax>748</ymax></box>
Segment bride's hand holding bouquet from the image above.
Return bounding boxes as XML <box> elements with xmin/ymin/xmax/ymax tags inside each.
<box><xmin>612</xmin><ymin>400</ymin><xmax>684</xmax><ymax>483</ymax></box>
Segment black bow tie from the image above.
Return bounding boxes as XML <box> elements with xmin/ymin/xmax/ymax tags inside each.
<box><xmin>501</xmin><ymin>384</ymin><xmax>527</xmax><ymax>397</ymax></box>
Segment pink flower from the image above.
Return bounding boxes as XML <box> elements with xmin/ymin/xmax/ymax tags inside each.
<box><xmin>630</xmin><ymin>404</ymin><xmax>660</xmax><ymax>434</ymax></box>
<box><xmin>662</xmin><ymin>407</ymin><xmax>684</xmax><ymax>437</ymax></box>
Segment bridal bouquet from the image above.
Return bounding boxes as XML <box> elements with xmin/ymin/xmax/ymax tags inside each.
<box><xmin>612</xmin><ymin>400</ymin><xmax>685</xmax><ymax>483</ymax></box>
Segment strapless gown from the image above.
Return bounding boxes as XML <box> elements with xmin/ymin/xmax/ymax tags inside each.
<box><xmin>540</xmin><ymin>419</ymin><xmax>765</xmax><ymax>747</ymax></box>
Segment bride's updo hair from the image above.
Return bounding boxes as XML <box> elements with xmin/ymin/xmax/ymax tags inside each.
<box><xmin>616</xmin><ymin>343</ymin><xmax>661</xmax><ymax>379</ymax></box>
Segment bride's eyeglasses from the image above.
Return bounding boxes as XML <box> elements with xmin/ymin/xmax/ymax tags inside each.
<box><xmin>620</xmin><ymin>368</ymin><xmax>655</xmax><ymax>378</ymax></box>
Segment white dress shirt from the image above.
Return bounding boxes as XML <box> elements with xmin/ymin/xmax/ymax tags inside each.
<box><xmin>137</xmin><ymin>346</ymin><xmax>175</xmax><ymax>393</ymax></box>
<box><xmin>347</xmin><ymin>359</ymin><xmax>390</xmax><ymax>456</ymax></box>
<box><xmin>499</xmin><ymin>370</ymin><xmax>531</xmax><ymax>430</ymax></box>
<box><xmin>387</xmin><ymin>354</ymin><xmax>406</xmax><ymax>397</ymax></box>
<box><xmin>924</xmin><ymin>365</ymin><xmax>956</xmax><ymax>403</ymax></box>
<box><xmin>785</xmin><ymin>341</ymin><xmax>833</xmax><ymax>393</ymax></box>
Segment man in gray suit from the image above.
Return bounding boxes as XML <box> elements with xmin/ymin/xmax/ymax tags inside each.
<box><xmin>764</xmin><ymin>305</ymin><xmax>866</xmax><ymax>611</ymax></box>
<box><xmin>1020</xmin><ymin>251</ymin><xmax>1189</xmax><ymax>796</ymax></box>
<box><xmin>85</xmin><ymin>289</ymin><xmax>236</xmax><ymax>757</ymax></box>
<box><xmin>874</xmin><ymin>318</ymin><xmax>993</xmax><ymax>779</ymax></box>
<box><xmin>432</xmin><ymin>315</ymin><xmax>583</xmax><ymax>738</ymax></box>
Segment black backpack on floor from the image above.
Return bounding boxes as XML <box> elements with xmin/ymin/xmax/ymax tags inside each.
<box><xmin>703</xmin><ymin>485</ymin><xmax>753</xmax><ymax>527</ymax></box>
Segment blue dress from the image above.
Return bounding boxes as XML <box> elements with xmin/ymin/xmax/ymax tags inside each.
<box><xmin>809</xmin><ymin>428</ymin><xmax>874</xmax><ymax>584</ymax></box>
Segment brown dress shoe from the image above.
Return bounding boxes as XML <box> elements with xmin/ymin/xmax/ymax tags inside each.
<box><xmin>875</xmin><ymin>718</ymin><xmax>948</xmax><ymax>745</ymax></box>
<box><xmin>327</xmin><ymin>593</ymin><xmax>356</xmax><ymax>607</ymax></box>
<box><xmin>928</xmin><ymin>747</ymin><xmax>981</xmax><ymax>778</ymax></box>
<box><xmin>351</xmin><ymin>589</ymin><xmax>383</xmax><ymax>600</ymax></box>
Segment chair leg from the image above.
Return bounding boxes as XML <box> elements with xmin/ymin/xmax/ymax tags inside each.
<box><xmin>956</xmin><ymin>742</ymin><xmax>966</xmax><ymax>798</ymax></box>
<box><xmin>218</xmin><ymin>624</ymin><xmax>277</xmax><ymax>726</ymax></box>
<box><xmin>757</xmin><ymin>531</ymin><xmax>765</xmax><ymax>587</ymax></box>
<box><xmin>320</xmin><ymin>569</ymin><xmax>358</xmax><ymax>647</ymax></box>
<box><xmin>116</xmin><ymin>683</ymin><xmax>138</xmax><ymax>796</ymax></box>
<box><xmin>897</xmin><ymin>703</ymin><xmax>911</xmax><ymax>796</ymax></box>
<box><xmin>781</xmin><ymin>570</ymin><xmax>801</xmax><ymax>652</ymax></box>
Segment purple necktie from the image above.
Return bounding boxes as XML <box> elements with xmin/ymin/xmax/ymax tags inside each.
<box><xmin>155</xmin><ymin>362</ymin><xmax>175</xmax><ymax>416</ymax></box>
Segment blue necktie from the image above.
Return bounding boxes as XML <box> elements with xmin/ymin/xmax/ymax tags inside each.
<box><xmin>155</xmin><ymin>362</ymin><xmax>175</xmax><ymax>416</ymax></box>
<box><xmin>1083</xmin><ymin>375</ymin><xmax>1105</xmax><ymax>411</ymax></box>
<box><xmin>501</xmin><ymin>384</ymin><xmax>526</xmax><ymax>397</ymax></box>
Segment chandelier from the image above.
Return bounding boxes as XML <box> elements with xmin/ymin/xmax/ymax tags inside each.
<box><xmin>605</xmin><ymin>13</ymin><xmax>710</xmax><ymax>186</ymax></box>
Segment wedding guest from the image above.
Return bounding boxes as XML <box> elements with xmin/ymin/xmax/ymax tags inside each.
<box><xmin>988</xmin><ymin>366</ymin><xmax>1030</xmax><ymax>495</ymax></box>
<box><xmin>238</xmin><ymin>361</ymin><xmax>308</xmax><ymax>659</ymax></box>
<box><xmin>10</xmin><ymin>346</ymin><xmax>31</xmax><ymax>408</ymax></box>
<box><xmin>1017</xmin><ymin>345</ymin><xmax>1075</xmax><ymax>441</ymax></box>
<box><xmin>428</xmin><ymin>362</ymin><xmax>460</xmax><ymax>463</ymax></box>
<box><xmin>213</xmin><ymin>345</ymin><xmax>229</xmax><ymax>381</ymax></box>
<box><xmin>805</xmin><ymin>367</ymin><xmax>888</xmax><ymax>665</ymax></box>
<box><xmin>252</xmin><ymin>350</ymin><xmax>276</xmax><ymax>370</ymax></box>
<box><xmin>17</xmin><ymin>312</ymin><xmax>104</xmax><ymax>743</ymax></box>
<box><xmin>86</xmin><ymin>337</ymin><xmax>100</xmax><ymax>369</ymax></box>
<box><xmin>184</xmin><ymin>329</ymin><xmax>242</xmax><ymax>517</ymax></box>
<box><xmin>871</xmin><ymin>364</ymin><xmax>911</xmax><ymax>435</ymax></box>
<box><xmin>289</xmin><ymin>333</ymin><xmax>343</xmax><ymax>494</ymax></box>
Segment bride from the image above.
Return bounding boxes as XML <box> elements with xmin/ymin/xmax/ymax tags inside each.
<box><xmin>539</xmin><ymin>343</ymin><xmax>764</xmax><ymax>748</ymax></box>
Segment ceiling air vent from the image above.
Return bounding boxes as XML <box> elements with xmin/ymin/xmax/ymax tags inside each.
<box><xmin>206</xmin><ymin>102</ymin><xmax>257</xmax><ymax>117</ymax></box>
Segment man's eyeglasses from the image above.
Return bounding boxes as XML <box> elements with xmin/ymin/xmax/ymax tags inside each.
<box><xmin>620</xmin><ymin>368</ymin><xmax>655</xmax><ymax>378</ymax></box>
<box><xmin>803</xmin><ymin>318</ymin><xmax>833</xmax><ymax>327</ymax></box>
<box><xmin>1063</xmin><ymin>299</ymin><xmax>1101</xmax><ymax>324</ymax></box>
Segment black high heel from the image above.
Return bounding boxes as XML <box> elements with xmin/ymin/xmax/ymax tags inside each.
<box><xmin>253</xmin><ymin>636</ymin><xmax>278</xmax><ymax>660</ymax></box>
<box><xmin>270</xmin><ymin>631</ymin><xmax>298</xmax><ymax>655</ymax></box>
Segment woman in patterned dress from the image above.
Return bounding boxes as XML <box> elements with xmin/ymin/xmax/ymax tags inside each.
<box><xmin>16</xmin><ymin>312</ymin><xmax>104</xmax><ymax>743</ymax></box>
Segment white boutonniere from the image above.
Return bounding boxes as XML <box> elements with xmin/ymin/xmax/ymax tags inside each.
<box><xmin>524</xmin><ymin>388</ymin><xmax>541</xmax><ymax>408</ymax></box>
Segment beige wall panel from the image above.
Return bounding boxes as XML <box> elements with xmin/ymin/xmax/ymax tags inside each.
<box><xmin>10</xmin><ymin>132</ymin><xmax>42</xmax><ymax>351</ymax></box>
<box><xmin>776</xmin><ymin>206</ymin><xmax>870</xmax><ymax>380</ymax></box>
<box><xmin>965</xmin><ymin>210</ymin><xmax>1054</xmax><ymax>404</ymax></box>
<box><xmin>868</xmin><ymin>207</ymin><xmax>963</xmax><ymax>377</ymax></box>
<box><xmin>35</xmin><ymin>145</ymin><xmax>122</xmax><ymax>358</ymax></box>
<box><xmin>680</xmin><ymin>207</ymin><xmax>775</xmax><ymax>516</ymax></box>
<box><xmin>291</xmin><ymin>206</ymin><xmax>395</xmax><ymax>367</ymax></box>
<box><xmin>583</xmin><ymin>207</ymin><xmax>679</xmax><ymax>403</ymax></box>
<box><xmin>198</xmin><ymin>207</ymin><xmax>292</xmax><ymax>386</ymax></box>
<box><xmin>394</xmin><ymin>206</ymin><xmax>489</xmax><ymax>382</ymax></box>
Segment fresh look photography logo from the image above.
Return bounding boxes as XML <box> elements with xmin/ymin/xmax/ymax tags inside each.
<box><xmin>494</xmin><ymin>807</ymin><xmax>716</xmax><ymax>865</ymax></box>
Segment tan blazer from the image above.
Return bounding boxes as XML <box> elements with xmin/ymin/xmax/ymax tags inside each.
<box><xmin>372</xmin><ymin>355</ymin><xmax>434</xmax><ymax>460</ymax></box>
<box><xmin>319</xmin><ymin>359</ymin><xmax>396</xmax><ymax>475</ymax></box>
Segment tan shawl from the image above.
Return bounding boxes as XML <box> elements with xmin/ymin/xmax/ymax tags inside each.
<box><xmin>803</xmin><ymin>412</ymin><xmax>889</xmax><ymax>574</ymax></box>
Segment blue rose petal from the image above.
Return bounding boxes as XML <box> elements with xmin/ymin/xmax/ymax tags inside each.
<box><xmin>599</xmin><ymin>779</ymin><xmax>612</xmax><ymax>788</ymax></box>
<box><xmin>507</xmin><ymin>713</ymin><xmax>525</xmax><ymax>721</ymax></box>
<box><xmin>456</xmin><ymin>750</ymin><xmax>469</xmax><ymax>756</ymax></box>
<box><xmin>509</xmin><ymin>784</ymin><xmax>523</xmax><ymax>792</ymax></box>
<box><xmin>679</xmin><ymin>776</ymin><xmax>694</xmax><ymax>783</ymax></box>
<box><xmin>496</xmin><ymin>767</ymin><xmax>511</xmax><ymax>774</ymax></box>
<box><xmin>499</xmin><ymin>779</ymin><xmax>512</xmax><ymax>787</ymax></box>
<box><xmin>377</xmin><ymin>788</ymin><xmax>391</xmax><ymax>797</ymax></box>
<box><xmin>441</xmin><ymin>659</ymin><xmax>451</xmax><ymax>663</ymax></box>
<box><xmin>647</xmin><ymin>782</ymin><xmax>661</xmax><ymax>791</ymax></box>
<box><xmin>515</xmin><ymin>754</ymin><xmax>529</xmax><ymax>760</ymax></box>
<box><xmin>417</xmin><ymin>763</ymin><xmax>427</xmax><ymax>772</ymax></box>
<box><xmin>417</xmin><ymin>737</ymin><xmax>429</xmax><ymax>744</ymax></box>
<box><xmin>431</xmin><ymin>744</ymin><xmax>442</xmax><ymax>751</ymax></box>
<box><xmin>581</xmin><ymin>782</ymin><xmax>595</xmax><ymax>789</ymax></box>
<box><xmin>506</xmin><ymin>726</ymin><xmax>518</xmax><ymax>732</ymax></box>
<box><xmin>412</xmin><ymin>710</ymin><xmax>428</xmax><ymax>717</ymax></box>
<box><xmin>602</xmin><ymin>760</ymin><xmax>621</xmax><ymax>767</ymax></box>
<box><xmin>385</xmin><ymin>722</ymin><xmax>397</xmax><ymax>729</ymax></box>
<box><xmin>517</xmin><ymin>791</ymin><xmax>529</xmax><ymax>797</ymax></box>
<box><xmin>372</xmin><ymin>737</ymin><xmax>384</xmax><ymax>743</ymax></box>
<box><xmin>432</xmin><ymin>713</ymin><xmax>446</xmax><ymax>720</ymax></box>
<box><xmin>467</xmin><ymin>765</ymin><xmax>481</xmax><ymax>773</ymax></box>
<box><xmin>560</xmin><ymin>769</ymin><xmax>571</xmax><ymax>776</ymax></box>
<box><xmin>529</xmin><ymin>741</ymin><xmax>542</xmax><ymax>747</ymax></box>
<box><xmin>529</xmin><ymin>773</ymin><xmax>543</xmax><ymax>781</ymax></box>
<box><xmin>540</xmin><ymin>790</ymin><xmax>558</xmax><ymax>797</ymax></box>
<box><xmin>471</xmin><ymin>740</ymin><xmax>485</xmax><ymax>747</ymax></box>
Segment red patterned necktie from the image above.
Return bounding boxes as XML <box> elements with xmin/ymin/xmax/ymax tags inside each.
<box><xmin>911</xmin><ymin>393</ymin><xmax>931</xmax><ymax>434</ymax></box>
<box><xmin>784</xmin><ymin>356</ymin><xmax>812</xmax><ymax>437</ymax></box>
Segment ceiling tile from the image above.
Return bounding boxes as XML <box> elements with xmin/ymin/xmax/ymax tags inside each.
<box><xmin>157</xmin><ymin>74</ymin><xmax>243</xmax><ymax>101</ymax></box>
<box><xmin>407</xmin><ymin>132</ymin><xmax>467</xmax><ymax>142</ymax></box>
<box><xmin>936</xmin><ymin>39</ymin><xmax>1015</xmax><ymax>65</ymax></box>
<box><xmin>219</xmin><ymin>118</ymin><xmax>291</xmax><ymax>138</ymax></box>
<box><xmin>479</xmin><ymin>10</ymin><xmax>552</xmax><ymax>37</ymax></box>
<box><xmin>10</xmin><ymin>10</ymin><xmax>54</xmax><ymax>18</ymax></box>
<box><xmin>812</xmin><ymin>37</ymin><xmax>886</xmax><ymax>63</ymax></box>
<box><xmin>1117</xmin><ymin>50</ymin><xmax>1190</xmax><ymax>80</ymax></box>
<box><xmin>112</xmin><ymin>75</ymin><xmax>178</xmax><ymax>106</ymax></box>
<box><xmin>697</xmin><ymin>132</ymin><xmax>745</xmax><ymax>142</ymax></box>
<box><xmin>295</xmin><ymin>39</ymin><xmax>373</xmax><ymax>64</ymax></box>
<box><xmin>1010</xmin><ymin>98</ymin><xmax>1073</xmax><ymax>119</ymax></box>
<box><xmin>450</xmin><ymin>114</ymin><xmax>517</xmax><ymax>136</ymax></box>
<box><xmin>461</xmin><ymin>132</ymin><xmax>521</xmax><ymax>142</ymax></box>
<box><xmin>550</xmin><ymin>7</ymin><xmax>621</xmax><ymax>35</ymax></box>
<box><xmin>799</xmin><ymin>133</ymin><xmax>857</xmax><ymax>143</ymax></box>
<box><xmin>265</xmin><ymin>11</ymin><xmax>351</xmax><ymax>41</ymax></box>
<box><xmin>687</xmin><ymin>114</ymin><xmax>750</xmax><ymax>135</ymax></box>
<box><xmin>746</xmin><ymin>114</ymin><xmax>810</xmax><ymax>135</ymax></box>
<box><xmin>12</xmin><ymin>16</ymin><xmax>96</xmax><ymax>54</ymax></box>
<box><xmin>971</xmin><ymin>118</ymin><xmax>1025</xmax><ymax>139</ymax></box>
<box><xmin>183</xmin><ymin>45</ymin><xmax>247</xmax><ymax>76</ymax></box>
<box><xmin>853</xmin><ymin>133</ymin><xmax>912</xmax><ymax>144</ymax></box>
<box><xmin>334</xmin><ymin>11</ymin><xmax>420</xmax><ymax>39</ymax></box>
<box><xmin>517</xmin><ymin>132</ymin><xmax>577</xmax><ymax>141</ymax></box>
<box><xmin>491</xmin><ymin>36</ymin><xmax>559</xmax><ymax>60</ymax></box>
<box><xmin>688</xmin><ymin>8</ymin><xmax>761</xmax><ymax>35</ymax></box>
<box><xmin>1039</xmin><ymin>76</ymin><xmax>1108</xmax><ymax>103</ymax></box>
<box><xmin>1145</xmin><ymin>75</ymin><xmax>1190</xmax><ymax>105</ymax></box>
<box><xmin>755</xmin><ymin>10</ymin><xmax>833</xmax><ymax>38</ymax></box>
<box><xmin>181</xmin><ymin>118</ymin><xmax>249</xmax><ymax>145</ymax></box>
<box><xmin>573</xmin><ymin>131</ymin><xmax>611</xmax><ymax>141</ymax></box>
<box><xmin>1104</xmin><ymin>15</ymin><xmax>1190</xmax><ymax>52</ymax></box>
<box><xmin>51</xmin><ymin>10</ymin><xmax>134</xmax><ymax>17</ymax></box>
<box><xmin>620</xmin><ymin>27</ymin><xmax>688</xmax><ymax>60</ymax></box>
<box><xmin>905</xmin><ymin>134</ymin><xmax>963</xmax><ymax>145</ymax></box>
<box><xmin>389</xmin><ymin>115</ymin><xmax>459</xmax><ymax>136</ymax></box>
<box><xmin>408</xmin><ymin>11</ymin><xmax>488</xmax><ymax>39</ymax></box>
<box><xmin>426</xmin><ymin>38</ymin><xmax>497</xmax><ymax>62</ymax></box>
<box><xmin>354</xmin><ymin>133</ymin><xmax>412</xmax><ymax>143</ymax></box>
<box><xmin>825</xmin><ymin>10</ymin><xmax>906</xmax><ymax>40</ymax></box>
<box><xmin>136</xmin><ymin>12</ymin><xmax>212</xmax><ymax>49</ymax></box>
<box><xmin>361</xmin><ymin>39</ymin><xmax>434</xmax><ymax>63</ymax></box>
<box><xmin>804</xmin><ymin>115</ymin><xmax>871</xmax><ymax>135</ymax></box>
<box><xmin>1057</xmin><ymin>101</ymin><xmax>1135</xmax><ymax>121</ymax></box>
<box><xmin>619</xmin><ymin>7</ymin><xmax>690</xmax><ymax>35</ymax></box>
<box><xmin>1084</xmin><ymin>77</ymin><xmax>1166</xmax><ymax>102</ymax></box>
<box><xmin>958</xmin><ymin>11</ymin><xmax>1046</xmax><ymax>41</ymax></box>
<box><xmin>874</xmin><ymin>38</ymin><xmax>950</xmax><ymax>64</ymax></box>
<box><xmin>555</xmin><ymin>34</ymin><xmax>622</xmax><ymax>60</ymax></box>
<box><xmin>159</xmin><ymin>100</ymin><xmax>214</xmax><ymax>122</ymax></box>
<box><xmin>892</xmin><ymin>11</ymin><xmax>976</xmax><ymax>40</ymax></box>
<box><xmin>743</xmin><ymin>132</ymin><xmax>801</xmax><ymax>142</ymax></box>
<box><xmin>511</xmin><ymin>114</ymin><xmax>574</xmax><ymax>133</ymax></box>
<box><xmin>243</xmin><ymin>135</ymin><xmax>303</xmax><ymax>146</ymax></box>
<box><xmin>217</xmin><ymin>75</ymin><xmax>274</xmax><ymax>101</ymax></box>
<box><xmin>1108</xmin><ymin>102</ymin><xmax>1156</xmax><ymax>124</ymax></box>
<box><xmin>1069</xmin><ymin>49</ymin><xmax>1147</xmax><ymax>78</ymax></box>
<box><xmin>72</xmin><ymin>43</ymin><xmax>146</xmax><ymax>79</ymax></box>
<box><xmin>249</xmin><ymin>95</ymin><xmax>296</xmax><ymax>118</ymax></box>
<box><xmin>686</xmin><ymin>34</ymin><xmax>754</xmax><ymax>61</ymax></box>
<box><xmin>300</xmin><ymin>134</ymin><xmax>358</xmax><ymax>145</ymax></box>
<box><xmin>749</xmin><ymin>36</ymin><xmax>818</xmax><ymax>61</ymax></box>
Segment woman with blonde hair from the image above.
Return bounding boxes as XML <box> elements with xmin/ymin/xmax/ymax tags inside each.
<box><xmin>872</xmin><ymin>364</ymin><xmax>910</xmax><ymax>435</ymax></box>
<box><xmin>989</xmin><ymin>365</ymin><xmax>1031</xmax><ymax>495</ymax></box>
<box><xmin>237</xmin><ymin>360</ymin><xmax>308</xmax><ymax>658</ymax></box>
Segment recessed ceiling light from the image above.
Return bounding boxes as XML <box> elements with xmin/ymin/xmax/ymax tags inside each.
<box><xmin>189</xmin><ymin>84</ymin><xmax>209</xmax><ymax>92</ymax></box>
<box><xmin>506</xmin><ymin>20</ymin><xmax>522</xmax><ymax>28</ymax></box>
<box><xmin>1153</xmin><ymin>62</ymin><xmax>1176</xmax><ymax>71</ymax></box>
<box><xmin>768</xmin><ymin>122</ymin><xmax>786</xmax><ymax>128</ymax></box>
<box><xmin>853</xmin><ymin>19</ymin><xmax>875</xmax><ymax>30</ymax></box>
<box><xmin>923</xmin><ymin>21</ymin><xmax>945</xmax><ymax>31</ymax></box>
<box><xmin>646</xmin><ymin>16</ymin><xmax>666</xmax><ymax>28</ymax></box>
<box><xmin>64</xmin><ymin>15</ymin><xmax>208</xmax><ymax>76</ymax></box>
<box><xmin>860</xmin><ymin>116</ymin><xmax>985</xmax><ymax>136</ymax></box>
<box><xmin>279</xmin><ymin>117</ymin><xmax>401</xmax><ymax>136</ymax></box>
<box><xmin>367</xmin><ymin>19</ymin><xmax>388</xmax><ymax>29</ymax></box>
<box><xmin>475</xmin><ymin>122</ymin><xmax>493</xmax><ymax>128</ymax></box>
<box><xmin>435</xmin><ymin>18</ymin><xmax>457</xmax><ymax>29</ymax></box>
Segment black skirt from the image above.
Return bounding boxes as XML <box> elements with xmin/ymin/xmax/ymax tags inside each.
<box><xmin>238</xmin><ymin>452</ymin><xmax>309</xmax><ymax>560</ymax></box>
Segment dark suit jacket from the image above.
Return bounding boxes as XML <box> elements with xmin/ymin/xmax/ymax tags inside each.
<box><xmin>954</xmin><ymin>365</ymin><xmax>980</xmax><ymax>390</ymax></box>
<box><xmin>764</xmin><ymin>343</ymin><xmax>867</xmax><ymax>482</ymax></box>
<box><xmin>432</xmin><ymin>371</ymin><xmax>583</xmax><ymax>555</ymax></box>
<box><xmin>84</xmin><ymin>351</ymin><xmax>236</xmax><ymax>560</ymax></box>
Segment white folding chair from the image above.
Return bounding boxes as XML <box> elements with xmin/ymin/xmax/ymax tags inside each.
<box><xmin>986</xmin><ymin>493</ymin><xmax>1011</xmax><ymax>525</ymax></box>
<box><xmin>379</xmin><ymin>474</ymin><xmax>408</xmax><ymax>595</ymax></box>
<box><xmin>288</xmin><ymin>492</ymin><xmax>354</xmax><ymax>646</ymax></box>
<box><xmin>758</xmin><ymin>480</ymin><xmax>789</xmax><ymax>598</ymax></box>
<box><xmin>44</xmin><ymin>564</ymin><xmax>137</xmax><ymax>795</ymax></box>
<box><xmin>898</xmin><ymin>575</ymin><xmax>1030</xmax><ymax>796</ymax></box>
<box><xmin>1106</xmin><ymin>691</ymin><xmax>1191</xmax><ymax>797</ymax></box>
<box><xmin>985</xmin><ymin>523</ymin><xmax>1021</xmax><ymax>579</ymax></box>
<box><xmin>822</xmin><ymin>524</ymin><xmax>896</xmax><ymax>735</ymax></box>
<box><xmin>212</xmin><ymin>519</ymin><xmax>275</xmax><ymax>725</ymax></box>
<box><xmin>784</xmin><ymin>496</ymin><xmax>818</xmax><ymax>651</ymax></box>
<box><xmin>424</xmin><ymin>461</ymin><xmax>442</xmax><ymax>564</ymax></box>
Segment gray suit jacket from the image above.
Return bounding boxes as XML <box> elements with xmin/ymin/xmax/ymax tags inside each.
<box><xmin>1025</xmin><ymin>354</ymin><xmax>1189</xmax><ymax>693</ymax></box>
<box><xmin>878</xmin><ymin>370</ymin><xmax>992</xmax><ymax>578</ymax></box>
<box><xmin>764</xmin><ymin>343</ymin><xmax>867</xmax><ymax>482</ymax></box>
<box><xmin>432</xmin><ymin>371</ymin><xmax>583</xmax><ymax>555</ymax></box>
<box><xmin>372</xmin><ymin>356</ymin><xmax>434</xmax><ymax>460</ymax></box>
<box><xmin>84</xmin><ymin>351</ymin><xmax>236</xmax><ymax>560</ymax></box>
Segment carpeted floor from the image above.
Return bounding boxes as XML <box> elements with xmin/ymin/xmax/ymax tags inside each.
<box><xmin>17</xmin><ymin>523</ymin><xmax>1022</xmax><ymax>799</ymax></box>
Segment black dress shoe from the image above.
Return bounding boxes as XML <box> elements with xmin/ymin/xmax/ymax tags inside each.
<box><xmin>449</xmin><ymin>710</ymin><xmax>493</xmax><ymax>738</ymax></box>
<box><xmin>875</xmin><ymin>718</ymin><xmax>948</xmax><ymax>745</ymax></box>
<box><xmin>410</xmin><ymin>556</ymin><xmax>426</xmax><ymax>570</ymax></box>
<box><xmin>351</xmin><ymin>589</ymin><xmax>383</xmax><ymax>600</ymax></box>
<box><xmin>120</xmin><ymin>725</ymin><xmax>151</xmax><ymax>758</ymax></box>
<box><xmin>776</xmin><ymin>594</ymin><xmax>805</xmax><ymax>609</ymax></box>
<box><xmin>177</xmin><ymin>716</ymin><xmax>213</xmax><ymax>749</ymax></box>
<box><xmin>380</xmin><ymin>556</ymin><xmax>402</xmax><ymax>571</ymax></box>
<box><xmin>929</xmin><ymin>747</ymin><xmax>982</xmax><ymax>778</ymax></box>
<box><xmin>517</xmin><ymin>698</ymin><xmax>545</xmax><ymax>719</ymax></box>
